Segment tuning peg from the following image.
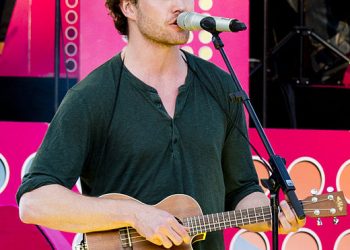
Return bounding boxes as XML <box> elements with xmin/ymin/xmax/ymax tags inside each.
<box><xmin>330</xmin><ymin>208</ymin><xmax>336</xmax><ymax>214</ymax></box>
<box><xmin>328</xmin><ymin>195</ymin><xmax>334</xmax><ymax>201</ymax></box>
<box><xmin>333</xmin><ymin>217</ymin><xmax>339</xmax><ymax>225</ymax></box>
<box><xmin>311</xmin><ymin>189</ymin><xmax>318</xmax><ymax>195</ymax></box>
<box><xmin>317</xmin><ymin>218</ymin><xmax>323</xmax><ymax>226</ymax></box>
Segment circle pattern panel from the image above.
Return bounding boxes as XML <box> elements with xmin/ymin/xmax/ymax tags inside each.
<box><xmin>229</xmin><ymin>230</ymin><xmax>269</xmax><ymax>250</ymax></box>
<box><xmin>336</xmin><ymin>160</ymin><xmax>350</xmax><ymax>204</ymax></box>
<box><xmin>288</xmin><ymin>157</ymin><xmax>325</xmax><ymax>199</ymax></box>
<box><xmin>282</xmin><ymin>229</ymin><xmax>321</xmax><ymax>250</ymax></box>
<box><xmin>0</xmin><ymin>154</ymin><xmax>9</xmax><ymax>194</ymax></box>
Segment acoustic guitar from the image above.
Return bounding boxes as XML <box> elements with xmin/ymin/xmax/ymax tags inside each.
<box><xmin>81</xmin><ymin>191</ymin><xmax>347</xmax><ymax>250</ymax></box>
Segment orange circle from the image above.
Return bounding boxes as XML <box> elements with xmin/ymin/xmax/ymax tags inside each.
<box><xmin>338</xmin><ymin>161</ymin><xmax>350</xmax><ymax>203</ymax></box>
<box><xmin>253</xmin><ymin>158</ymin><xmax>270</xmax><ymax>193</ymax></box>
<box><xmin>235</xmin><ymin>231</ymin><xmax>268</xmax><ymax>250</ymax></box>
<box><xmin>335</xmin><ymin>231</ymin><xmax>350</xmax><ymax>250</ymax></box>
<box><xmin>283</xmin><ymin>231</ymin><xmax>320</xmax><ymax>250</ymax></box>
<box><xmin>289</xmin><ymin>159</ymin><xmax>324</xmax><ymax>199</ymax></box>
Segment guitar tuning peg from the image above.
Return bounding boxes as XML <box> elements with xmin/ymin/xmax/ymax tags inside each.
<box><xmin>333</xmin><ymin>217</ymin><xmax>339</xmax><ymax>225</ymax></box>
<box><xmin>317</xmin><ymin>218</ymin><xmax>323</xmax><ymax>226</ymax></box>
<box><xmin>311</xmin><ymin>189</ymin><xmax>318</xmax><ymax>195</ymax></box>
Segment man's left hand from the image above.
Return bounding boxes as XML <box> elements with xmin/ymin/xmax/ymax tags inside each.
<box><xmin>278</xmin><ymin>200</ymin><xmax>306</xmax><ymax>234</ymax></box>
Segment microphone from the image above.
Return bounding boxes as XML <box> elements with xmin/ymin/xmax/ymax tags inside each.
<box><xmin>177</xmin><ymin>12</ymin><xmax>247</xmax><ymax>33</ymax></box>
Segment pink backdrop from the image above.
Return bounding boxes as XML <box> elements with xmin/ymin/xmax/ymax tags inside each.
<box><xmin>0</xmin><ymin>0</ymin><xmax>79</xmax><ymax>78</ymax></box>
<box><xmin>0</xmin><ymin>122</ymin><xmax>349</xmax><ymax>249</ymax></box>
<box><xmin>225</xmin><ymin>129</ymin><xmax>350</xmax><ymax>250</ymax></box>
<box><xmin>1</xmin><ymin>1</ymin><xmax>349</xmax><ymax>249</ymax></box>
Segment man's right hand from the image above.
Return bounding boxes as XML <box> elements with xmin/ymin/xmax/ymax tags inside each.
<box><xmin>129</xmin><ymin>203</ymin><xmax>191</xmax><ymax>249</ymax></box>
<box><xmin>19</xmin><ymin>185</ymin><xmax>191</xmax><ymax>248</ymax></box>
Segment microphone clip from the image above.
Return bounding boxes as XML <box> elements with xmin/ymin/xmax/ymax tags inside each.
<box><xmin>200</xmin><ymin>16</ymin><xmax>247</xmax><ymax>33</ymax></box>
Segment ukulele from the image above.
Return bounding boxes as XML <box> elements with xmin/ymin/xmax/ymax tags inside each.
<box><xmin>81</xmin><ymin>191</ymin><xmax>347</xmax><ymax>250</ymax></box>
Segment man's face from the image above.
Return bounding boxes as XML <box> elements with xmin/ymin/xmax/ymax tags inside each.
<box><xmin>134</xmin><ymin>0</ymin><xmax>194</xmax><ymax>46</ymax></box>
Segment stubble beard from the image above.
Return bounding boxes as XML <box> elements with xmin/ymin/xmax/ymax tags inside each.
<box><xmin>136</xmin><ymin>11</ymin><xmax>190</xmax><ymax>47</ymax></box>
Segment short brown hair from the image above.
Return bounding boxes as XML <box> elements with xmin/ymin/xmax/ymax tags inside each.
<box><xmin>105</xmin><ymin>0</ymin><xmax>138</xmax><ymax>36</ymax></box>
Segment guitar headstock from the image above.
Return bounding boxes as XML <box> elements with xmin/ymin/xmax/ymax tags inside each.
<box><xmin>302</xmin><ymin>191</ymin><xmax>347</xmax><ymax>222</ymax></box>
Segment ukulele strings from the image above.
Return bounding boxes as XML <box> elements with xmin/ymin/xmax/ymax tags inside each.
<box><xmin>117</xmin><ymin>199</ymin><xmax>334</xmax><ymax>245</ymax></box>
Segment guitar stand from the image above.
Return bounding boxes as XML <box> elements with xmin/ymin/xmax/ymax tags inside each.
<box><xmin>251</xmin><ymin>0</ymin><xmax>350</xmax><ymax>84</ymax></box>
<box><xmin>269</xmin><ymin>25</ymin><xmax>350</xmax><ymax>84</ymax></box>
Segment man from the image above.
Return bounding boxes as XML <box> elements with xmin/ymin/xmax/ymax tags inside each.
<box><xmin>17</xmin><ymin>0</ymin><xmax>304</xmax><ymax>249</ymax></box>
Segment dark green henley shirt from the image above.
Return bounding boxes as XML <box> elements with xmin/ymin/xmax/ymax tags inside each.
<box><xmin>17</xmin><ymin>51</ymin><xmax>262</xmax><ymax>250</ymax></box>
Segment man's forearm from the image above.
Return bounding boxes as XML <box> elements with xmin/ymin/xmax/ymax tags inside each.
<box><xmin>19</xmin><ymin>184</ymin><xmax>192</xmax><ymax>248</ymax></box>
<box><xmin>18</xmin><ymin>184</ymin><xmax>137</xmax><ymax>233</ymax></box>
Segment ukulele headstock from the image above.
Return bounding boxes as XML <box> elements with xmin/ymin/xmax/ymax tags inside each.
<box><xmin>302</xmin><ymin>191</ymin><xmax>347</xmax><ymax>225</ymax></box>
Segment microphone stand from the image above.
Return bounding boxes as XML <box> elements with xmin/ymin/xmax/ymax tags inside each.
<box><xmin>206</xmin><ymin>29</ymin><xmax>306</xmax><ymax>250</ymax></box>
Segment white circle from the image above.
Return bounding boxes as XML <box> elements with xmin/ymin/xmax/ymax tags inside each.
<box><xmin>198</xmin><ymin>30</ymin><xmax>212</xmax><ymax>44</ymax></box>
<box><xmin>229</xmin><ymin>229</ymin><xmax>270</xmax><ymax>250</ymax></box>
<box><xmin>336</xmin><ymin>159</ymin><xmax>350</xmax><ymax>204</ymax></box>
<box><xmin>65</xmin><ymin>58</ymin><xmax>78</xmax><ymax>72</ymax></box>
<box><xmin>198</xmin><ymin>46</ymin><xmax>213</xmax><ymax>60</ymax></box>
<box><xmin>75</xmin><ymin>178</ymin><xmax>82</xmax><ymax>194</ymax></box>
<box><xmin>72</xmin><ymin>233</ymin><xmax>84</xmax><ymax>250</ymax></box>
<box><xmin>252</xmin><ymin>155</ymin><xmax>271</xmax><ymax>170</ymax></box>
<box><xmin>198</xmin><ymin>0</ymin><xmax>213</xmax><ymax>11</ymax></box>
<box><xmin>65</xmin><ymin>26</ymin><xmax>78</xmax><ymax>41</ymax></box>
<box><xmin>288</xmin><ymin>156</ymin><xmax>326</xmax><ymax>195</ymax></box>
<box><xmin>252</xmin><ymin>156</ymin><xmax>271</xmax><ymax>195</ymax></box>
<box><xmin>281</xmin><ymin>228</ymin><xmax>322</xmax><ymax>250</ymax></box>
<box><xmin>121</xmin><ymin>35</ymin><xmax>128</xmax><ymax>44</ymax></box>
<box><xmin>65</xmin><ymin>10</ymin><xmax>78</xmax><ymax>24</ymax></box>
<box><xmin>334</xmin><ymin>229</ymin><xmax>350</xmax><ymax>250</ymax></box>
<box><xmin>64</xmin><ymin>42</ymin><xmax>78</xmax><ymax>57</ymax></box>
<box><xmin>21</xmin><ymin>152</ymin><xmax>36</xmax><ymax>179</ymax></box>
<box><xmin>65</xmin><ymin>0</ymin><xmax>78</xmax><ymax>9</ymax></box>
<box><xmin>0</xmin><ymin>154</ymin><xmax>10</xmax><ymax>194</ymax></box>
<box><xmin>181</xmin><ymin>46</ymin><xmax>194</xmax><ymax>54</ymax></box>
<box><xmin>187</xmin><ymin>31</ymin><xmax>194</xmax><ymax>44</ymax></box>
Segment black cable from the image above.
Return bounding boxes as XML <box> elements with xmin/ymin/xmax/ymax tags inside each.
<box><xmin>90</xmin><ymin>55</ymin><xmax>124</xmax><ymax>193</ymax></box>
<box><xmin>35</xmin><ymin>225</ymin><xmax>55</xmax><ymax>249</ymax></box>
<box><xmin>182</xmin><ymin>51</ymin><xmax>272</xmax><ymax>174</ymax></box>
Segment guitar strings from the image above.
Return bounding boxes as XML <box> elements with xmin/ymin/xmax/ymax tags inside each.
<box><xmin>117</xmin><ymin>199</ymin><xmax>335</xmax><ymax>246</ymax></box>
<box><xmin>301</xmin><ymin>198</ymin><xmax>334</xmax><ymax>205</ymax></box>
<box><xmin>117</xmin><ymin>213</ymin><xmax>272</xmax><ymax>245</ymax></box>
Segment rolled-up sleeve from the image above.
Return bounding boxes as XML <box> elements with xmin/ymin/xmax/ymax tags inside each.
<box><xmin>222</xmin><ymin>103</ymin><xmax>263</xmax><ymax>210</ymax></box>
<box><xmin>16</xmin><ymin>90</ymin><xmax>92</xmax><ymax>204</ymax></box>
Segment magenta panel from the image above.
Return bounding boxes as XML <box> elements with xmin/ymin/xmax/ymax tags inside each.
<box><xmin>0</xmin><ymin>0</ymin><xmax>79</xmax><ymax>78</ymax></box>
<box><xmin>0</xmin><ymin>122</ymin><xmax>72</xmax><ymax>249</ymax></box>
<box><xmin>1</xmin><ymin>122</ymin><xmax>349</xmax><ymax>249</ymax></box>
<box><xmin>224</xmin><ymin>128</ymin><xmax>350</xmax><ymax>250</ymax></box>
<box><xmin>80</xmin><ymin>0</ymin><xmax>249</xmax><ymax>91</ymax></box>
<box><xmin>0</xmin><ymin>205</ymin><xmax>70</xmax><ymax>249</ymax></box>
<box><xmin>0</xmin><ymin>122</ymin><xmax>48</xmax><ymax>205</ymax></box>
<box><xmin>0</xmin><ymin>0</ymin><xmax>29</xmax><ymax>76</ymax></box>
<box><xmin>343</xmin><ymin>64</ymin><xmax>350</xmax><ymax>85</ymax></box>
